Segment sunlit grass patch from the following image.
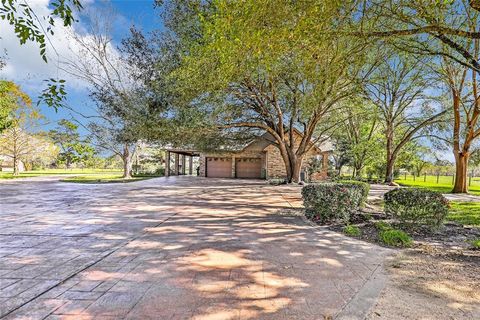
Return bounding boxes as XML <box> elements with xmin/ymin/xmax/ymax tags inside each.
<box><xmin>448</xmin><ymin>202</ymin><xmax>480</xmax><ymax>227</ymax></box>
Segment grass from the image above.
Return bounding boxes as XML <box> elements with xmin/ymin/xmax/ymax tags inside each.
<box><xmin>60</xmin><ymin>174</ymin><xmax>155</xmax><ymax>184</ymax></box>
<box><xmin>379</xmin><ymin>229</ymin><xmax>412</xmax><ymax>247</ymax></box>
<box><xmin>343</xmin><ymin>225</ymin><xmax>361</xmax><ymax>237</ymax></box>
<box><xmin>0</xmin><ymin>168</ymin><xmax>122</xmax><ymax>179</ymax></box>
<box><xmin>448</xmin><ymin>202</ymin><xmax>480</xmax><ymax>227</ymax></box>
<box><xmin>395</xmin><ymin>175</ymin><xmax>480</xmax><ymax>195</ymax></box>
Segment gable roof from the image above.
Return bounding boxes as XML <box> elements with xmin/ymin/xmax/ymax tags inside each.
<box><xmin>241</xmin><ymin>129</ymin><xmax>333</xmax><ymax>153</ymax></box>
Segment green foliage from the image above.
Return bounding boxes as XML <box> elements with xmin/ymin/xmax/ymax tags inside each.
<box><xmin>0</xmin><ymin>80</ymin><xmax>31</xmax><ymax>133</ymax></box>
<box><xmin>343</xmin><ymin>225</ymin><xmax>361</xmax><ymax>237</ymax></box>
<box><xmin>338</xmin><ymin>180</ymin><xmax>370</xmax><ymax>206</ymax></box>
<box><xmin>49</xmin><ymin>119</ymin><xmax>95</xmax><ymax>168</ymax></box>
<box><xmin>470</xmin><ymin>239</ymin><xmax>480</xmax><ymax>249</ymax></box>
<box><xmin>302</xmin><ymin>183</ymin><xmax>364</xmax><ymax>224</ymax></box>
<box><xmin>374</xmin><ymin>220</ymin><xmax>392</xmax><ymax>231</ymax></box>
<box><xmin>384</xmin><ymin>188</ymin><xmax>449</xmax><ymax>229</ymax></box>
<box><xmin>379</xmin><ymin>229</ymin><xmax>412</xmax><ymax>247</ymax></box>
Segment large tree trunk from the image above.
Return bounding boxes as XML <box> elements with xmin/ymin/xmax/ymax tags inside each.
<box><xmin>278</xmin><ymin>147</ymin><xmax>304</xmax><ymax>183</ymax></box>
<box><xmin>291</xmin><ymin>157</ymin><xmax>303</xmax><ymax>183</ymax></box>
<box><xmin>13</xmin><ymin>155</ymin><xmax>19</xmax><ymax>176</ymax></box>
<box><xmin>452</xmin><ymin>152</ymin><xmax>469</xmax><ymax>193</ymax></box>
<box><xmin>122</xmin><ymin>145</ymin><xmax>133</xmax><ymax>179</ymax></box>
<box><xmin>385</xmin><ymin>158</ymin><xmax>395</xmax><ymax>183</ymax></box>
<box><xmin>384</xmin><ymin>127</ymin><xmax>395</xmax><ymax>183</ymax></box>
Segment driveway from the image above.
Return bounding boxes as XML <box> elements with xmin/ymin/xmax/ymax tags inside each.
<box><xmin>0</xmin><ymin>177</ymin><xmax>389</xmax><ymax>319</ymax></box>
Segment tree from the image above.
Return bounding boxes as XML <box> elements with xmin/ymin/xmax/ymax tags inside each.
<box><xmin>364</xmin><ymin>53</ymin><xmax>446</xmax><ymax>182</ymax></box>
<box><xmin>58</xmin><ymin>10</ymin><xmax>150</xmax><ymax>178</ymax></box>
<box><xmin>356</xmin><ymin>1</ymin><xmax>480</xmax><ymax>74</ymax></box>
<box><xmin>396</xmin><ymin>143</ymin><xmax>433</xmax><ymax>177</ymax></box>
<box><xmin>171</xmin><ymin>0</ymin><xmax>371</xmax><ymax>182</ymax></box>
<box><xmin>349</xmin><ymin>1</ymin><xmax>480</xmax><ymax>192</ymax></box>
<box><xmin>49</xmin><ymin>119</ymin><xmax>94</xmax><ymax>168</ymax></box>
<box><xmin>436</xmin><ymin>54</ymin><xmax>480</xmax><ymax>193</ymax></box>
<box><xmin>334</xmin><ymin>99</ymin><xmax>383</xmax><ymax>178</ymax></box>
<box><xmin>0</xmin><ymin>81</ymin><xmax>42</xmax><ymax>175</ymax></box>
<box><xmin>0</xmin><ymin>80</ymin><xmax>30</xmax><ymax>134</ymax></box>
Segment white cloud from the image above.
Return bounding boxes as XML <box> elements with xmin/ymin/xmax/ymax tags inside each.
<box><xmin>0</xmin><ymin>0</ymin><xmax>123</xmax><ymax>96</ymax></box>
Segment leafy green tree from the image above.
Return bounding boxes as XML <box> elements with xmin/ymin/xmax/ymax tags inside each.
<box><xmin>0</xmin><ymin>87</ymin><xmax>43</xmax><ymax>175</ymax></box>
<box><xmin>49</xmin><ymin>119</ymin><xmax>94</xmax><ymax>168</ymax></box>
<box><xmin>364</xmin><ymin>52</ymin><xmax>446</xmax><ymax>183</ymax></box>
<box><xmin>0</xmin><ymin>80</ymin><xmax>31</xmax><ymax>134</ymax></box>
<box><xmin>170</xmin><ymin>0</ymin><xmax>371</xmax><ymax>182</ymax></box>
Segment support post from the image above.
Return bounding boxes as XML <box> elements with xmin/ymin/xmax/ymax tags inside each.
<box><xmin>165</xmin><ymin>151</ymin><xmax>170</xmax><ymax>177</ymax></box>
<box><xmin>182</xmin><ymin>155</ymin><xmax>186</xmax><ymax>175</ymax></box>
<box><xmin>189</xmin><ymin>156</ymin><xmax>193</xmax><ymax>175</ymax></box>
<box><xmin>174</xmin><ymin>153</ymin><xmax>179</xmax><ymax>175</ymax></box>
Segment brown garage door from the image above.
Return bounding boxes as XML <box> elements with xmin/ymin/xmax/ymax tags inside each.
<box><xmin>206</xmin><ymin>157</ymin><xmax>232</xmax><ymax>178</ymax></box>
<box><xmin>236</xmin><ymin>158</ymin><xmax>262</xmax><ymax>178</ymax></box>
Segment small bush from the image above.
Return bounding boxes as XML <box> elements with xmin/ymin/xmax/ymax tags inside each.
<box><xmin>471</xmin><ymin>239</ymin><xmax>480</xmax><ymax>249</ymax></box>
<box><xmin>384</xmin><ymin>188</ymin><xmax>449</xmax><ymax>229</ymax></box>
<box><xmin>339</xmin><ymin>180</ymin><xmax>370</xmax><ymax>206</ymax></box>
<box><xmin>343</xmin><ymin>225</ymin><xmax>361</xmax><ymax>237</ymax></box>
<box><xmin>301</xmin><ymin>183</ymin><xmax>364</xmax><ymax>224</ymax></box>
<box><xmin>268</xmin><ymin>178</ymin><xmax>286</xmax><ymax>185</ymax></box>
<box><xmin>374</xmin><ymin>220</ymin><xmax>392</xmax><ymax>231</ymax></box>
<box><xmin>379</xmin><ymin>229</ymin><xmax>412</xmax><ymax>247</ymax></box>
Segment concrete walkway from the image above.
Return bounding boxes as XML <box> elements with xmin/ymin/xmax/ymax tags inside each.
<box><xmin>0</xmin><ymin>176</ymin><xmax>389</xmax><ymax>319</ymax></box>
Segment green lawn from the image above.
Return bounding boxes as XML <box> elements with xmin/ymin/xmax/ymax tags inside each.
<box><xmin>60</xmin><ymin>174</ymin><xmax>156</xmax><ymax>184</ymax></box>
<box><xmin>395</xmin><ymin>175</ymin><xmax>480</xmax><ymax>195</ymax></box>
<box><xmin>0</xmin><ymin>169</ymin><xmax>122</xmax><ymax>180</ymax></box>
<box><xmin>448</xmin><ymin>202</ymin><xmax>480</xmax><ymax>227</ymax></box>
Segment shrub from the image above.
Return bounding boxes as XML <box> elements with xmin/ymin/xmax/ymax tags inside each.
<box><xmin>374</xmin><ymin>220</ymin><xmax>392</xmax><ymax>231</ymax></box>
<box><xmin>384</xmin><ymin>188</ymin><xmax>449</xmax><ymax>229</ymax></box>
<box><xmin>339</xmin><ymin>180</ymin><xmax>370</xmax><ymax>206</ymax></box>
<box><xmin>379</xmin><ymin>229</ymin><xmax>412</xmax><ymax>247</ymax></box>
<box><xmin>343</xmin><ymin>225</ymin><xmax>361</xmax><ymax>237</ymax></box>
<box><xmin>268</xmin><ymin>178</ymin><xmax>286</xmax><ymax>185</ymax></box>
<box><xmin>471</xmin><ymin>239</ymin><xmax>480</xmax><ymax>249</ymax></box>
<box><xmin>301</xmin><ymin>183</ymin><xmax>364</xmax><ymax>224</ymax></box>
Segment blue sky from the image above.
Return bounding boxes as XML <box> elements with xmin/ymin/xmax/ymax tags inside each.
<box><xmin>0</xmin><ymin>0</ymin><xmax>161</xmax><ymax>134</ymax></box>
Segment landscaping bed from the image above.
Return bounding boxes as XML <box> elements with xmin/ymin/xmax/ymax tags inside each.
<box><xmin>328</xmin><ymin>213</ymin><xmax>480</xmax><ymax>252</ymax></box>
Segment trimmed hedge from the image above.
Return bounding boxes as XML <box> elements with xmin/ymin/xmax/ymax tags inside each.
<box><xmin>302</xmin><ymin>183</ymin><xmax>364</xmax><ymax>224</ymax></box>
<box><xmin>384</xmin><ymin>188</ymin><xmax>449</xmax><ymax>229</ymax></box>
<box><xmin>338</xmin><ymin>180</ymin><xmax>370</xmax><ymax>206</ymax></box>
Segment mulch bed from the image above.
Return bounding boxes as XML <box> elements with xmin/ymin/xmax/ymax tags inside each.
<box><xmin>327</xmin><ymin>208</ymin><xmax>480</xmax><ymax>255</ymax></box>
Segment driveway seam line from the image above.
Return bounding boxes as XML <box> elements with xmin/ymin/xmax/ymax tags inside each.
<box><xmin>0</xmin><ymin>203</ymin><xmax>187</xmax><ymax>319</ymax></box>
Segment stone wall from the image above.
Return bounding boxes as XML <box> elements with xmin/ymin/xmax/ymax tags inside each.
<box><xmin>264</xmin><ymin>145</ymin><xmax>327</xmax><ymax>180</ymax></box>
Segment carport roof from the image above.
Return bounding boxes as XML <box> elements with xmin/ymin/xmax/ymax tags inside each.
<box><xmin>165</xmin><ymin>149</ymin><xmax>200</xmax><ymax>156</ymax></box>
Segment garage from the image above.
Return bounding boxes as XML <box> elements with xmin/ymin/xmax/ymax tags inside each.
<box><xmin>235</xmin><ymin>158</ymin><xmax>262</xmax><ymax>178</ymax></box>
<box><xmin>206</xmin><ymin>157</ymin><xmax>232</xmax><ymax>178</ymax></box>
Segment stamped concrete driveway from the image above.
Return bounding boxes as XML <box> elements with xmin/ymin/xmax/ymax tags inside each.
<box><xmin>0</xmin><ymin>177</ymin><xmax>389</xmax><ymax>319</ymax></box>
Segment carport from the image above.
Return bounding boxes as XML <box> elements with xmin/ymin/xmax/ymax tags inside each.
<box><xmin>165</xmin><ymin>149</ymin><xmax>200</xmax><ymax>176</ymax></box>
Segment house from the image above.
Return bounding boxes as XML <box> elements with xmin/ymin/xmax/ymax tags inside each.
<box><xmin>165</xmin><ymin>130</ymin><xmax>332</xmax><ymax>181</ymax></box>
<box><xmin>0</xmin><ymin>156</ymin><xmax>25</xmax><ymax>173</ymax></box>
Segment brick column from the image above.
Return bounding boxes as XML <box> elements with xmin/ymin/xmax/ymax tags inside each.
<box><xmin>174</xmin><ymin>153</ymin><xmax>179</xmax><ymax>175</ymax></box>
<box><xmin>182</xmin><ymin>155</ymin><xmax>186</xmax><ymax>175</ymax></box>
